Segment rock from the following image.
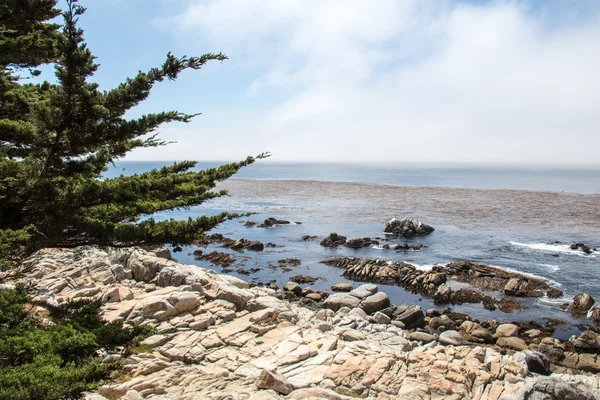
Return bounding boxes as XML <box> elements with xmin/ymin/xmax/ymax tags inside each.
<box><xmin>511</xmin><ymin>376</ymin><xmax>600</xmax><ymax>400</ymax></box>
<box><xmin>497</xmin><ymin>337</ymin><xmax>528</xmax><ymax>351</ymax></box>
<box><xmin>394</xmin><ymin>305</ymin><xmax>425</xmax><ymax>329</ymax></box>
<box><xmin>345</xmin><ymin>238</ymin><xmax>376</xmax><ymax>248</ymax></box>
<box><xmin>571</xmin><ymin>293</ymin><xmax>595</xmax><ymax>318</ymax></box>
<box><xmin>349</xmin><ymin>284</ymin><xmax>378</xmax><ymax>299</ymax></box>
<box><xmin>384</xmin><ymin>217</ymin><xmax>434</xmax><ymax>237</ymax></box>
<box><xmin>409</xmin><ymin>332</ymin><xmax>436</xmax><ymax>343</ymax></box>
<box><xmin>471</xmin><ymin>328</ymin><xmax>493</xmax><ymax>342</ymax></box>
<box><xmin>513</xmin><ymin>350</ymin><xmax>550</xmax><ymax>375</ymax></box>
<box><xmin>320</xmin><ymin>233</ymin><xmax>347</xmax><ymax>247</ymax></box>
<box><xmin>341</xmin><ymin>330</ymin><xmax>366</xmax><ymax>342</ymax></box>
<box><xmin>255</xmin><ymin>369</ymin><xmax>293</xmax><ymax>395</ymax></box>
<box><xmin>547</xmin><ymin>287</ymin><xmax>564</xmax><ymax>298</ymax></box>
<box><xmin>323</xmin><ymin>293</ymin><xmax>360</xmax><ymax>311</ymax></box>
<box><xmin>569</xmin><ymin>330</ymin><xmax>600</xmax><ymax>353</ymax></box>
<box><xmin>331</xmin><ymin>283</ymin><xmax>354</xmax><ymax>292</ymax></box>
<box><xmin>306</xmin><ymin>293</ymin><xmax>322</xmax><ymax>302</ymax></box>
<box><xmin>438</xmin><ymin>330</ymin><xmax>462</xmax><ymax>346</ymax></box>
<box><xmin>360</xmin><ymin>292</ymin><xmax>390</xmax><ymax>315</ymax></box>
<box><xmin>290</xmin><ymin>275</ymin><xmax>316</xmax><ymax>284</ymax></box>
<box><xmin>222</xmin><ymin>238</ymin><xmax>264</xmax><ymax>252</ymax></box>
<box><xmin>102</xmin><ymin>286</ymin><xmax>134</xmax><ymax>303</ymax></box>
<box><xmin>372</xmin><ymin>311</ymin><xmax>391</xmax><ymax>324</ymax></box>
<box><xmin>283</xmin><ymin>282</ymin><xmax>302</xmax><ymax>295</ymax></box>
<box><xmin>348</xmin><ymin>308</ymin><xmax>368</xmax><ymax>320</ymax></box>
<box><xmin>433</xmin><ymin>284</ymin><xmax>452</xmax><ymax>304</ymax></box>
<box><xmin>495</xmin><ymin>323</ymin><xmax>519</xmax><ymax>338</ymax></box>
<box><xmin>198</xmin><ymin>251</ymin><xmax>236</xmax><ymax>267</ymax></box>
<box><xmin>591</xmin><ymin>307</ymin><xmax>600</xmax><ymax>326</ymax></box>
<box><xmin>537</xmin><ymin>343</ymin><xmax>566</xmax><ymax>365</ymax></box>
<box><xmin>429</xmin><ymin>316</ymin><xmax>456</xmax><ymax>331</ymax></box>
<box><xmin>301</xmin><ymin>235</ymin><xmax>318</xmax><ymax>241</ymax></box>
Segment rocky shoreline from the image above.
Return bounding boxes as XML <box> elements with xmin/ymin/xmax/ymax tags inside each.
<box><xmin>2</xmin><ymin>247</ymin><xmax>599</xmax><ymax>399</ymax></box>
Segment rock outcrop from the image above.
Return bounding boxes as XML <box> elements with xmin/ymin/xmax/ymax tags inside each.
<box><xmin>384</xmin><ymin>217</ymin><xmax>434</xmax><ymax>236</ymax></box>
<box><xmin>320</xmin><ymin>233</ymin><xmax>347</xmax><ymax>247</ymax></box>
<box><xmin>3</xmin><ymin>247</ymin><xmax>600</xmax><ymax>400</ymax></box>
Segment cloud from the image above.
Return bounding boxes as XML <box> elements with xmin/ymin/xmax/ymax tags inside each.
<box><xmin>142</xmin><ymin>0</ymin><xmax>600</xmax><ymax>165</ymax></box>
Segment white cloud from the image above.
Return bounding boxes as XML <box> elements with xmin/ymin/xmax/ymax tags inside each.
<box><xmin>140</xmin><ymin>0</ymin><xmax>600</xmax><ymax>165</ymax></box>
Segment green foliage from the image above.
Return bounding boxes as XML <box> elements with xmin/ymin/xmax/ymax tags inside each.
<box><xmin>0</xmin><ymin>287</ymin><xmax>155</xmax><ymax>400</ymax></box>
<box><xmin>0</xmin><ymin>0</ymin><xmax>267</xmax><ymax>266</ymax></box>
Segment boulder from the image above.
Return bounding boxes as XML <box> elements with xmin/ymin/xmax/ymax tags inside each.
<box><xmin>348</xmin><ymin>308</ymin><xmax>368</xmax><ymax>320</ymax></box>
<box><xmin>102</xmin><ymin>286</ymin><xmax>134</xmax><ymax>303</ymax></box>
<box><xmin>345</xmin><ymin>238</ymin><xmax>376</xmax><ymax>248</ymax></box>
<box><xmin>290</xmin><ymin>275</ymin><xmax>316</xmax><ymax>284</ymax></box>
<box><xmin>513</xmin><ymin>350</ymin><xmax>550</xmax><ymax>375</ymax></box>
<box><xmin>320</xmin><ymin>233</ymin><xmax>347</xmax><ymax>247</ymax></box>
<box><xmin>433</xmin><ymin>284</ymin><xmax>452</xmax><ymax>304</ymax></box>
<box><xmin>438</xmin><ymin>330</ymin><xmax>462</xmax><ymax>346</ymax></box>
<box><xmin>497</xmin><ymin>336</ymin><xmax>528</xmax><ymax>351</ymax></box>
<box><xmin>384</xmin><ymin>217</ymin><xmax>434</xmax><ymax>237</ymax></box>
<box><xmin>429</xmin><ymin>316</ymin><xmax>456</xmax><ymax>331</ymax></box>
<box><xmin>569</xmin><ymin>330</ymin><xmax>600</xmax><ymax>353</ymax></box>
<box><xmin>372</xmin><ymin>311</ymin><xmax>391</xmax><ymax>324</ymax></box>
<box><xmin>323</xmin><ymin>293</ymin><xmax>361</xmax><ymax>312</ymax></box>
<box><xmin>283</xmin><ymin>282</ymin><xmax>302</xmax><ymax>295</ymax></box>
<box><xmin>255</xmin><ymin>369</ymin><xmax>293</xmax><ymax>395</ymax></box>
<box><xmin>349</xmin><ymin>284</ymin><xmax>378</xmax><ymax>299</ymax></box>
<box><xmin>360</xmin><ymin>292</ymin><xmax>390</xmax><ymax>314</ymax></box>
<box><xmin>495</xmin><ymin>323</ymin><xmax>519</xmax><ymax>338</ymax></box>
<box><xmin>395</xmin><ymin>305</ymin><xmax>425</xmax><ymax>329</ymax></box>
<box><xmin>571</xmin><ymin>293</ymin><xmax>595</xmax><ymax>318</ymax></box>
<box><xmin>331</xmin><ymin>283</ymin><xmax>354</xmax><ymax>292</ymax></box>
<box><xmin>305</xmin><ymin>293</ymin><xmax>322</xmax><ymax>302</ymax></box>
<box><xmin>409</xmin><ymin>332</ymin><xmax>435</xmax><ymax>343</ymax></box>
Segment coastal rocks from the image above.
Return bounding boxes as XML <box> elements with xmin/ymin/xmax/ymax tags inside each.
<box><xmin>320</xmin><ymin>233</ymin><xmax>347</xmax><ymax>247</ymax></box>
<box><xmin>547</xmin><ymin>287</ymin><xmax>564</xmax><ymax>298</ymax></box>
<box><xmin>7</xmin><ymin>247</ymin><xmax>600</xmax><ymax>400</ymax></box>
<box><xmin>495</xmin><ymin>323</ymin><xmax>519</xmax><ymax>338</ymax></box>
<box><xmin>290</xmin><ymin>275</ymin><xmax>316</xmax><ymax>284</ymax></box>
<box><xmin>571</xmin><ymin>293</ymin><xmax>595</xmax><ymax>318</ymax></box>
<box><xmin>569</xmin><ymin>330</ymin><xmax>600</xmax><ymax>354</ymax></box>
<box><xmin>570</xmin><ymin>242</ymin><xmax>596</xmax><ymax>255</ymax></box>
<box><xmin>504</xmin><ymin>278</ymin><xmax>544</xmax><ymax>297</ymax></box>
<box><xmin>222</xmin><ymin>238</ymin><xmax>264</xmax><ymax>252</ymax></box>
<box><xmin>591</xmin><ymin>307</ymin><xmax>600</xmax><ymax>326</ymax></box>
<box><xmin>344</xmin><ymin>238</ymin><xmax>378</xmax><ymax>249</ymax></box>
<box><xmin>510</xmin><ymin>376</ymin><xmax>600</xmax><ymax>400</ymax></box>
<box><xmin>197</xmin><ymin>251</ymin><xmax>236</xmax><ymax>267</ymax></box>
<box><xmin>258</xmin><ymin>217</ymin><xmax>294</xmax><ymax>228</ymax></box>
<box><xmin>384</xmin><ymin>217</ymin><xmax>434</xmax><ymax>237</ymax></box>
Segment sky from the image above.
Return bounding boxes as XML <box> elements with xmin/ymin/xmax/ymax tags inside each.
<box><xmin>47</xmin><ymin>0</ymin><xmax>600</xmax><ymax>166</ymax></box>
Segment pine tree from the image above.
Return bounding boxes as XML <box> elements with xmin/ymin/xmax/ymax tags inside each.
<box><xmin>0</xmin><ymin>0</ymin><xmax>266</xmax><ymax>267</ymax></box>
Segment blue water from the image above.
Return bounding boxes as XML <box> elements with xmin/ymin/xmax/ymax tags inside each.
<box><xmin>104</xmin><ymin>161</ymin><xmax>600</xmax><ymax>194</ymax></box>
<box><xmin>103</xmin><ymin>161</ymin><xmax>599</xmax><ymax>335</ymax></box>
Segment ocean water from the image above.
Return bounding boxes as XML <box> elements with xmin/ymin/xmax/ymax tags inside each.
<box><xmin>104</xmin><ymin>161</ymin><xmax>600</xmax><ymax>336</ymax></box>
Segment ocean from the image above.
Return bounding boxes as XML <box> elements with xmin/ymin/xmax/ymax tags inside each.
<box><xmin>105</xmin><ymin>161</ymin><xmax>600</xmax><ymax>337</ymax></box>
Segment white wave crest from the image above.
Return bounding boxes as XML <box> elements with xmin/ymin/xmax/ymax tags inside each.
<box><xmin>537</xmin><ymin>263</ymin><xmax>561</xmax><ymax>271</ymax></box>
<box><xmin>509</xmin><ymin>241</ymin><xmax>597</xmax><ymax>258</ymax></box>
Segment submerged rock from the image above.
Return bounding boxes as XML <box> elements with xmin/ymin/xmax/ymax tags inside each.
<box><xmin>344</xmin><ymin>237</ymin><xmax>378</xmax><ymax>248</ymax></box>
<box><xmin>571</xmin><ymin>293</ymin><xmax>595</xmax><ymax>318</ymax></box>
<box><xmin>331</xmin><ymin>283</ymin><xmax>354</xmax><ymax>292</ymax></box>
<box><xmin>384</xmin><ymin>217</ymin><xmax>434</xmax><ymax>237</ymax></box>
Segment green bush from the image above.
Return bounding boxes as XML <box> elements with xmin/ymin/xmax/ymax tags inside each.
<box><xmin>0</xmin><ymin>287</ymin><xmax>155</xmax><ymax>400</ymax></box>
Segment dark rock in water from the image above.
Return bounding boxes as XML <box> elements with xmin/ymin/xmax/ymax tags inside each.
<box><xmin>570</xmin><ymin>243</ymin><xmax>579</xmax><ymax>250</ymax></box>
<box><xmin>547</xmin><ymin>288</ymin><xmax>564</xmax><ymax>298</ymax></box>
<box><xmin>504</xmin><ymin>278</ymin><xmax>544</xmax><ymax>297</ymax></box>
<box><xmin>258</xmin><ymin>217</ymin><xmax>293</xmax><ymax>228</ymax></box>
<box><xmin>571</xmin><ymin>242</ymin><xmax>595</xmax><ymax>255</ymax></box>
<box><xmin>394</xmin><ymin>243</ymin><xmax>425</xmax><ymax>251</ymax></box>
<box><xmin>266</xmin><ymin>242</ymin><xmax>278</xmax><ymax>248</ymax></box>
<box><xmin>290</xmin><ymin>275</ymin><xmax>316</xmax><ymax>284</ymax></box>
<box><xmin>199</xmin><ymin>251</ymin><xmax>236</xmax><ymax>267</ymax></box>
<box><xmin>244</xmin><ymin>220</ymin><xmax>257</xmax><ymax>227</ymax></box>
<box><xmin>283</xmin><ymin>282</ymin><xmax>302</xmax><ymax>295</ymax></box>
<box><xmin>570</xmin><ymin>293</ymin><xmax>595</xmax><ymax>318</ymax></box>
<box><xmin>192</xmin><ymin>249</ymin><xmax>203</xmax><ymax>257</ymax></box>
<box><xmin>345</xmin><ymin>237</ymin><xmax>378</xmax><ymax>248</ymax></box>
<box><xmin>498</xmin><ymin>299</ymin><xmax>525</xmax><ymax>313</ymax></box>
<box><xmin>331</xmin><ymin>283</ymin><xmax>354</xmax><ymax>292</ymax></box>
<box><xmin>450</xmin><ymin>289</ymin><xmax>483</xmax><ymax>304</ymax></box>
<box><xmin>382</xmin><ymin>244</ymin><xmax>390</xmax><ymax>250</ymax></box>
<box><xmin>514</xmin><ymin>350</ymin><xmax>550</xmax><ymax>375</ymax></box>
<box><xmin>384</xmin><ymin>217</ymin><xmax>434</xmax><ymax>237</ymax></box>
<box><xmin>172</xmin><ymin>246</ymin><xmax>183</xmax><ymax>252</ymax></box>
<box><xmin>300</xmin><ymin>235</ymin><xmax>318</xmax><ymax>241</ymax></box>
<box><xmin>222</xmin><ymin>238</ymin><xmax>264</xmax><ymax>252</ymax></box>
<box><xmin>320</xmin><ymin>232</ymin><xmax>347</xmax><ymax>247</ymax></box>
<box><xmin>278</xmin><ymin>258</ymin><xmax>301</xmax><ymax>267</ymax></box>
<box><xmin>236</xmin><ymin>268</ymin><xmax>261</xmax><ymax>275</ymax></box>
